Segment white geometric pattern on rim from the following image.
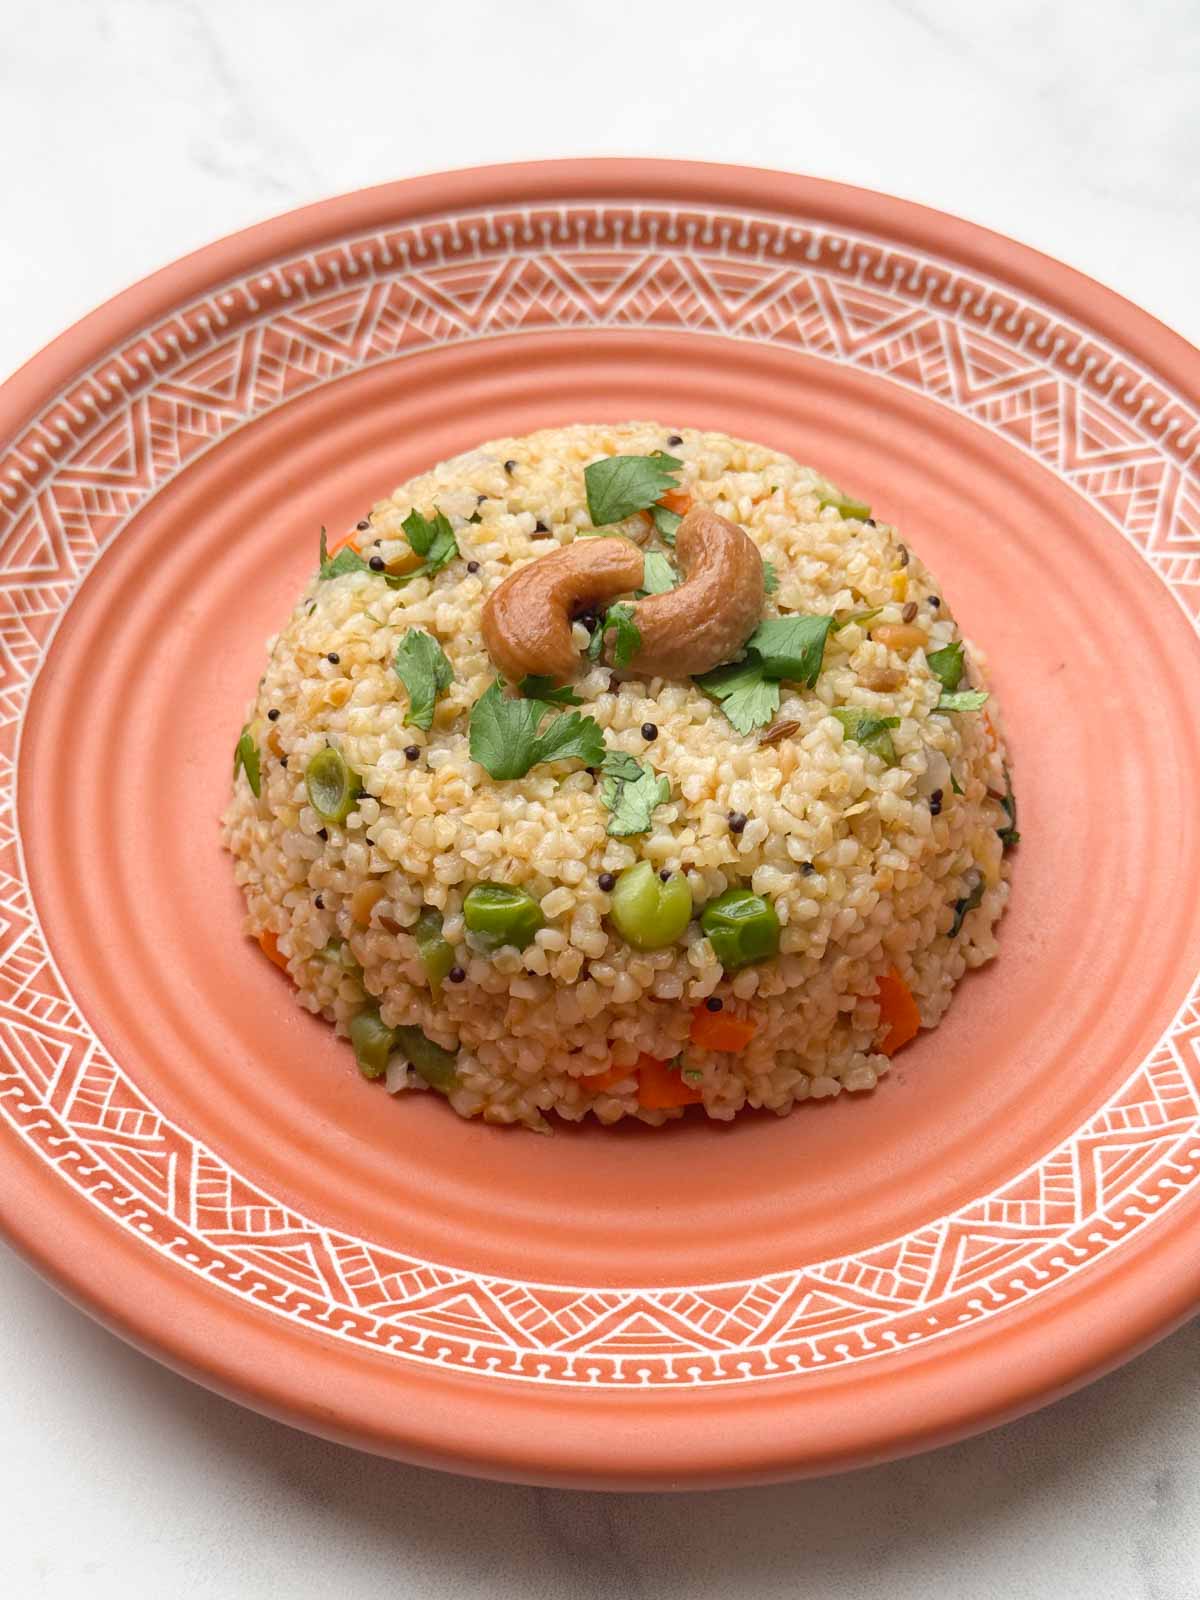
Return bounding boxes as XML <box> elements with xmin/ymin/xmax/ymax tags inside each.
<box><xmin>0</xmin><ymin>199</ymin><xmax>1198</xmax><ymax>1388</ymax></box>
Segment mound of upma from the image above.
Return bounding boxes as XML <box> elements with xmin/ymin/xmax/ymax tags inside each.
<box><xmin>223</xmin><ymin>423</ymin><xmax>1016</xmax><ymax>1129</ymax></box>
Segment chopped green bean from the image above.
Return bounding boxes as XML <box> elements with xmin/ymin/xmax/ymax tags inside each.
<box><xmin>395</xmin><ymin>1025</ymin><xmax>458</xmax><ymax>1090</ymax></box>
<box><xmin>816</xmin><ymin>486</ymin><xmax>871</xmax><ymax>520</ymax></box>
<box><xmin>701</xmin><ymin>887</ymin><xmax>780</xmax><ymax>970</ymax></box>
<box><xmin>414</xmin><ymin>909</ymin><xmax>455</xmax><ymax>993</ymax></box>
<box><xmin>349</xmin><ymin>1007</ymin><xmax>395</xmax><ymax>1079</ymax></box>
<box><xmin>463</xmin><ymin>882</ymin><xmax>544</xmax><ymax>951</ymax></box>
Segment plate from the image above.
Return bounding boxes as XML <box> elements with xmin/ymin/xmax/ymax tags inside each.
<box><xmin>1</xmin><ymin>160</ymin><xmax>1198</xmax><ymax>1489</ymax></box>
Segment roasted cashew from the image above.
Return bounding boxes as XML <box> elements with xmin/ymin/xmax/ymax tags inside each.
<box><xmin>626</xmin><ymin>506</ymin><xmax>764</xmax><ymax>677</ymax></box>
<box><xmin>481</xmin><ymin>536</ymin><xmax>644</xmax><ymax>683</ymax></box>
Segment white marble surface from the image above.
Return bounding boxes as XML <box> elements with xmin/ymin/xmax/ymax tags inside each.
<box><xmin>1</xmin><ymin>1</ymin><xmax>1198</xmax><ymax>1594</ymax></box>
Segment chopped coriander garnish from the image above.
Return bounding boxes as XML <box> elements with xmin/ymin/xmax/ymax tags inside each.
<box><xmin>393</xmin><ymin>629</ymin><xmax>453</xmax><ymax>731</ymax></box>
<box><xmin>950</xmin><ymin>771</ymin><xmax>965</xmax><ymax>796</ymax></box>
<box><xmin>748</xmin><ymin>615</ymin><xmax>834</xmax><ymax>688</ymax></box>
<box><xmin>318</xmin><ymin>526</ymin><xmax>371</xmax><ymax>580</ymax></box>
<box><xmin>695</xmin><ymin>613</ymin><xmax>835</xmax><ymax>735</ymax></box>
<box><xmin>763</xmin><ymin>560</ymin><xmax>779</xmax><ymax>595</ymax></box>
<box><xmin>400</xmin><ymin>507</ymin><xmax>459</xmax><ymax>580</ymax></box>
<box><xmin>950</xmin><ymin>872</ymin><xmax>985</xmax><ymax>936</ymax></box>
<box><xmin>468</xmin><ymin>679</ymin><xmax>605</xmax><ymax>780</ymax></box>
<box><xmin>926</xmin><ymin>640</ymin><xmax>965</xmax><ymax>693</ymax></box>
<box><xmin>638</xmin><ymin>551</ymin><xmax>678</xmax><ymax>596</ymax></box>
<box><xmin>600</xmin><ymin>751</ymin><xmax>643</xmax><ymax>783</ymax></box>
<box><xmin>233</xmin><ymin>724</ymin><xmax>261</xmax><ymax>797</ymax></box>
<box><xmin>997</xmin><ymin>763</ymin><xmax>1020</xmax><ymax>849</ymax></box>
<box><xmin>831</xmin><ymin>706</ymin><xmax>901</xmax><ymax>766</ymax></box>
<box><xmin>584</xmin><ymin>453</ymin><xmax>682</xmax><ymax>525</ymax></box>
<box><xmin>936</xmin><ymin>689</ymin><xmax>989</xmax><ymax>713</ymax></box>
<box><xmin>651</xmin><ymin>503</ymin><xmax>682</xmax><ymax>544</ymax></box>
<box><xmin>586</xmin><ymin>601</ymin><xmax>641</xmax><ymax>669</ymax></box>
<box><xmin>598</xmin><ymin>749</ymin><xmax>672</xmax><ymax>837</ymax></box>
<box><xmin>695</xmin><ymin>656</ymin><xmax>781</xmax><ymax>736</ymax></box>
<box><xmin>517</xmin><ymin>674</ymin><xmax>582</xmax><ymax>705</ymax></box>
<box><xmin>694</xmin><ymin>614</ymin><xmax>834</xmax><ymax>735</ymax></box>
<box><xmin>318</xmin><ymin>510</ymin><xmax>458</xmax><ymax>589</ymax></box>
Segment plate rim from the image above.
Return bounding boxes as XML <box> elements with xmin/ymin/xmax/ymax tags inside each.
<box><xmin>1</xmin><ymin>158</ymin><xmax>1198</xmax><ymax>1487</ymax></box>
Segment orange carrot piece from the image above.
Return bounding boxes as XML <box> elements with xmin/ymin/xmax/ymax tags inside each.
<box><xmin>326</xmin><ymin>529</ymin><xmax>360</xmax><ymax>557</ymax></box>
<box><xmin>689</xmin><ymin>1006</ymin><xmax>757</xmax><ymax>1052</ymax></box>
<box><xmin>579</xmin><ymin>1063</ymin><xmax>632</xmax><ymax>1094</ymax></box>
<box><xmin>258</xmin><ymin>929</ymin><xmax>290</xmax><ymax>973</ymax></box>
<box><xmin>657</xmin><ymin>489</ymin><xmax>692</xmax><ymax>517</ymax></box>
<box><xmin>636</xmin><ymin>1052</ymin><xmax>702</xmax><ymax>1110</ymax></box>
<box><xmin>876</xmin><ymin>966</ymin><xmax>920</xmax><ymax>1055</ymax></box>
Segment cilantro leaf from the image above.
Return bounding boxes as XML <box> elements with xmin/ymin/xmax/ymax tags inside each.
<box><xmin>599</xmin><ymin>750</ymin><xmax>672</xmax><ymax>837</ymax></box>
<box><xmin>233</xmin><ymin>725</ymin><xmax>262</xmax><ymax>797</ymax></box>
<box><xmin>936</xmin><ymin>689</ymin><xmax>989</xmax><ymax>713</ymax></box>
<box><xmin>599</xmin><ymin>750</ymin><xmax>643</xmax><ymax>783</ymax></box>
<box><xmin>651</xmin><ymin>504</ymin><xmax>682</xmax><ymax>544</ymax></box>
<box><xmin>584</xmin><ymin>453</ymin><xmax>682</xmax><ymax>525</ymax></box>
<box><xmin>468</xmin><ymin>679</ymin><xmax>604</xmax><ymax>779</ymax></box>
<box><xmin>695</xmin><ymin>657</ymin><xmax>781</xmax><ymax>735</ymax></box>
<box><xmin>950</xmin><ymin>872</ymin><xmax>985</xmax><ymax>936</ymax></box>
<box><xmin>831</xmin><ymin>706</ymin><xmax>901</xmax><ymax>766</ymax></box>
<box><xmin>694</xmin><ymin>612</ymin><xmax>834</xmax><ymax>735</ymax></box>
<box><xmin>401</xmin><ymin>508</ymin><xmax>459</xmax><ymax>579</ymax></box>
<box><xmin>318</xmin><ymin>515</ymin><xmax>459</xmax><ymax>589</ymax></box>
<box><xmin>926</xmin><ymin>640</ymin><xmax>964</xmax><ymax>693</ymax></box>
<box><xmin>318</xmin><ymin>526</ymin><xmax>371</xmax><ymax>580</ymax></box>
<box><xmin>997</xmin><ymin>763</ymin><xmax>1020</xmax><ymax>849</ymax></box>
<box><xmin>763</xmin><ymin>560</ymin><xmax>779</xmax><ymax>595</ymax></box>
<box><xmin>393</xmin><ymin>629</ymin><xmax>453</xmax><ymax>731</ymax></box>
<box><xmin>531</xmin><ymin>707</ymin><xmax>607</xmax><ymax>767</ymax></box>
<box><xmin>950</xmin><ymin>772</ymin><xmax>965</xmax><ymax>796</ymax></box>
<box><xmin>518</xmin><ymin>674</ymin><xmax>582</xmax><ymax>705</ymax></box>
<box><xmin>587</xmin><ymin>601</ymin><xmax>642</xmax><ymax>669</ymax></box>
<box><xmin>638</xmin><ymin>551</ymin><xmax>678</xmax><ymax>596</ymax></box>
<box><xmin>748</xmin><ymin>614</ymin><xmax>834</xmax><ymax>687</ymax></box>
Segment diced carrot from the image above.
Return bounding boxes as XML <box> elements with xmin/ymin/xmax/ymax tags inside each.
<box><xmin>636</xmin><ymin>1052</ymin><xmax>702</xmax><ymax>1110</ymax></box>
<box><xmin>258</xmin><ymin>928</ymin><xmax>290</xmax><ymax>973</ymax></box>
<box><xmin>657</xmin><ymin>489</ymin><xmax>692</xmax><ymax>517</ymax></box>
<box><xmin>689</xmin><ymin>1006</ymin><xmax>757</xmax><ymax>1052</ymax></box>
<box><xmin>580</xmin><ymin>1063</ymin><xmax>632</xmax><ymax>1094</ymax></box>
<box><xmin>326</xmin><ymin>529</ymin><xmax>360</xmax><ymax>557</ymax></box>
<box><xmin>876</xmin><ymin>966</ymin><xmax>920</xmax><ymax>1055</ymax></box>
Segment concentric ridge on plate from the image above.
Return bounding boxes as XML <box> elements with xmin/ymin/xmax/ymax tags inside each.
<box><xmin>0</xmin><ymin>194</ymin><xmax>1197</xmax><ymax>1388</ymax></box>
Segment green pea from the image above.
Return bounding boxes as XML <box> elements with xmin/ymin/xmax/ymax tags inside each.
<box><xmin>463</xmin><ymin>882</ymin><xmax>544</xmax><ymax>951</ymax></box>
<box><xmin>701</xmin><ymin>887</ymin><xmax>780</xmax><ymax>970</ymax></box>
<box><xmin>395</xmin><ymin>1025</ymin><xmax>458</xmax><ymax>1090</ymax></box>
<box><xmin>349</xmin><ymin>1007</ymin><xmax>395</xmax><ymax>1079</ymax></box>
<box><xmin>608</xmin><ymin>861</ymin><xmax>692</xmax><ymax>950</ymax></box>
<box><xmin>414</xmin><ymin>909</ymin><xmax>454</xmax><ymax>993</ymax></box>
<box><xmin>305</xmin><ymin>746</ymin><xmax>362</xmax><ymax>824</ymax></box>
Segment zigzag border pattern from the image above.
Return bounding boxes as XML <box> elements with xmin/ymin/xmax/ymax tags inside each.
<box><xmin>0</xmin><ymin>199</ymin><xmax>1198</xmax><ymax>1387</ymax></box>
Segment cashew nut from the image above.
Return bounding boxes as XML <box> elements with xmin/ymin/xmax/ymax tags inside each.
<box><xmin>626</xmin><ymin>505</ymin><xmax>764</xmax><ymax>677</ymax></box>
<box><xmin>481</xmin><ymin>537</ymin><xmax>644</xmax><ymax>684</ymax></box>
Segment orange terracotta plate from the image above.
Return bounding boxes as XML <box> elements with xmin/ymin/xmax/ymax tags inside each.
<box><xmin>1</xmin><ymin>161</ymin><xmax>1198</xmax><ymax>1488</ymax></box>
